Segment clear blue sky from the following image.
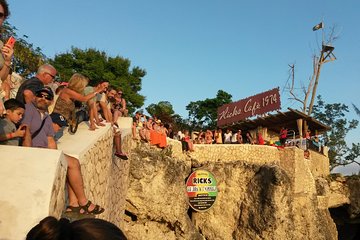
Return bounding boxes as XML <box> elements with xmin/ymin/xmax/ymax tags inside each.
<box><xmin>7</xmin><ymin>0</ymin><xmax>360</xmax><ymax>173</ymax></box>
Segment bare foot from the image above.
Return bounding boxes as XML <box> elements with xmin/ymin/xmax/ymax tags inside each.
<box><xmin>96</xmin><ymin>121</ymin><xmax>106</xmax><ymax>126</ymax></box>
<box><xmin>89</xmin><ymin>125</ymin><xmax>98</xmax><ymax>131</ymax></box>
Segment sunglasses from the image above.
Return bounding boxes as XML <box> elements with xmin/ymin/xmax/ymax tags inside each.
<box><xmin>46</xmin><ymin>72</ymin><xmax>56</xmax><ymax>79</ymax></box>
<box><xmin>36</xmin><ymin>93</ymin><xmax>53</xmax><ymax>101</ymax></box>
<box><xmin>0</xmin><ymin>13</ymin><xmax>5</xmax><ymax>19</ymax></box>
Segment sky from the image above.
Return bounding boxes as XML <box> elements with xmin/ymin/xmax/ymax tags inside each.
<box><xmin>7</xmin><ymin>0</ymin><xmax>360</xmax><ymax>174</ymax></box>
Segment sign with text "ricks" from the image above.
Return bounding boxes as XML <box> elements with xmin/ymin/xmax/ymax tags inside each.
<box><xmin>217</xmin><ymin>87</ymin><xmax>281</xmax><ymax>127</ymax></box>
<box><xmin>186</xmin><ymin>169</ymin><xmax>218</xmax><ymax>212</ymax></box>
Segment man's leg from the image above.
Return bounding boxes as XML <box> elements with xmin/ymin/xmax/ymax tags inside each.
<box><xmin>114</xmin><ymin>131</ymin><xmax>128</xmax><ymax>159</ymax></box>
<box><xmin>65</xmin><ymin>155</ymin><xmax>104</xmax><ymax>213</ymax></box>
<box><xmin>67</xmin><ymin>181</ymin><xmax>79</xmax><ymax>207</ymax></box>
<box><xmin>113</xmin><ymin>110</ymin><xmax>120</xmax><ymax>123</ymax></box>
<box><xmin>132</xmin><ymin>124</ymin><xmax>138</xmax><ymax>139</ymax></box>
<box><xmin>99</xmin><ymin>101</ymin><xmax>111</xmax><ymax>122</ymax></box>
<box><xmin>87</xmin><ymin>100</ymin><xmax>98</xmax><ymax>131</ymax></box>
<box><xmin>94</xmin><ymin>102</ymin><xmax>105</xmax><ymax>126</ymax></box>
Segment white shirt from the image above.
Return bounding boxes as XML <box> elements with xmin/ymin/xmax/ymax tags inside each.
<box><xmin>224</xmin><ymin>132</ymin><xmax>232</xmax><ymax>143</ymax></box>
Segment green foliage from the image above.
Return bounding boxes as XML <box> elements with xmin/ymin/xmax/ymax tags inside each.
<box><xmin>186</xmin><ymin>90</ymin><xmax>232</xmax><ymax>130</ymax></box>
<box><xmin>145</xmin><ymin>101</ymin><xmax>191</xmax><ymax>132</ymax></box>
<box><xmin>145</xmin><ymin>101</ymin><xmax>177</xmax><ymax>128</ymax></box>
<box><xmin>146</xmin><ymin>101</ymin><xmax>174</xmax><ymax>121</ymax></box>
<box><xmin>1</xmin><ymin>22</ymin><xmax>46</xmax><ymax>76</ymax></box>
<box><xmin>51</xmin><ymin>47</ymin><xmax>146</xmax><ymax>114</ymax></box>
<box><xmin>312</xmin><ymin>95</ymin><xmax>360</xmax><ymax>170</ymax></box>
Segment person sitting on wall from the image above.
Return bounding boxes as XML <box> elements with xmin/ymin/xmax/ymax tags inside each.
<box><xmin>51</xmin><ymin>73</ymin><xmax>106</xmax><ymax>135</ymax></box>
<box><xmin>22</xmin><ymin>87</ymin><xmax>105</xmax><ymax>215</ymax></box>
<box><xmin>111</xmin><ymin>89</ymin><xmax>128</xmax><ymax>122</ymax></box>
<box><xmin>237</xmin><ymin>129</ymin><xmax>243</xmax><ymax>144</ymax></box>
<box><xmin>223</xmin><ymin>128</ymin><xmax>232</xmax><ymax>144</ymax></box>
<box><xmin>27</xmin><ymin>216</ymin><xmax>127</xmax><ymax>240</ymax></box>
<box><xmin>245</xmin><ymin>132</ymin><xmax>254</xmax><ymax>144</ymax></box>
<box><xmin>98</xmin><ymin>86</ymin><xmax>117</xmax><ymax>123</ymax></box>
<box><xmin>205</xmin><ymin>129</ymin><xmax>213</xmax><ymax>144</ymax></box>
<box><xmin>279</xmin><ymin>127</ymin><xmax>288</xmax><ymax>146</ymax></box>
<box><xmin>84</xmin><ymin>81</ymin><xmax>108</xmax><ymax>130</ymax></box>
<box><xmin>16</xmin><ymin>64</ymin><xmax>57</xmax><ymax>104</ymax></box>
<box><xmin>131</xmin><ymin>111</ymin><xmax>142</xmax><ymax>140</ymax></box>
<box><xmin>214</xmin><ymin>128</ymin><xmax>223</xmax><ymax>144</ymax></box>
<box><xmin>257</xmin><ymin>132</ymin><xmax>265</xmax><ymax>145</ymax></box>
<box><xmin>231</xmin><ymin>130</ymin><xmax>238</xmax><ymax>144</ymax></box>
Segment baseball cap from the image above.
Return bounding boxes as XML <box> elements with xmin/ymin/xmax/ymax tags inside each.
<box><xmin>35</xmin><ymin>86</ymin><xmax>54</xmax><ymax>100</ymax></box>
<box><xmin>50</xmin><ymin>112</ymin><xmax>68</xmax><ymax>127</ymax></box>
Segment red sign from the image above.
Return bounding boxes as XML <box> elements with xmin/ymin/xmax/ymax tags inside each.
<box><xmin>217</xmin><ymin>87</ymin><xmax>281</xmax><ymax>127</ymax></box>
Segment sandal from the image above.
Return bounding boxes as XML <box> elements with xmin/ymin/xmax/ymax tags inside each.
<box><xmin>80</xmin><ymin>200</ymin><xmax>105</xmax><ymax>215</ymax></box>
<box><xmin>63</xmin><ymin>206</ymin><xmax>81</xmax><ymax>217</ymax></box>
<box><xmin>65</xmin><ymin>205</ymin><xmax>81</xmax><ymax>213</ymax></box>
<box><xmin>115</xmin><ymin>152</ymin><xmax>128</xmax><ymax>160</ymax></box>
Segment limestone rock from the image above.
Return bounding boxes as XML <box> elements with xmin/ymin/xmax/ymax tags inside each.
<box><xmin>346</xmin><ymin>176</ymin><xmax>360</xmax><ymax>219</ymax></box>
<box><xmin>124</xmin><ymin>142</ymin><xmax>203</xmax><ymax>240</ymax></box>
<box><xmin>123</xmin><ymin>141</ymin><xmax>338</xmax><ymax>239</ymax></box>
<box><xmin>192</xmin><ymin>162</ymin><xmax>337</xmax><ymax>240</ymax></box>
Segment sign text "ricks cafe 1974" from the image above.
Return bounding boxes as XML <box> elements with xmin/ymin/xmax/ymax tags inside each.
<box><xmin>217</xmin><ymin>87</ymin><xmax>281</xmax><ymax>127</ymax></box>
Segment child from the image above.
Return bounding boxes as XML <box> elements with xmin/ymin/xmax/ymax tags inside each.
<box><xmin>0</xmin><ymin>99</ymin><xmax>30</xmax><ymax>146</ymax></box>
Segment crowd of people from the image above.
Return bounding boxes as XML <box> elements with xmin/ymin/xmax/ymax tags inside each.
<box><xmin>179</xmin><ymin>128</ymin><xmax>267</xmax><ymax>151</ymax></box>
<box><xmin>131</xmin><ymin>111</ymin><xmax>168</xmax><ymax>148</ymax></box>
<box><xmin>130</xmin><ymin>115</ymin><xmax>271</xmax><ymax>152</ymax></box>
<box><xmin>0</xmin><ymin>1</ymin><xmax>133</xmax><ymax>235</ymax></box>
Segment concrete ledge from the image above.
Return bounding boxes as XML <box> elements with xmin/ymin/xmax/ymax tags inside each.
<box><xmin>0</xmin><ymin>145</ymin><xmax>67</xmax><ymax>240</ymax></box>
<box><xmin>57</xmin><ymin>122</ymin><xmax>112</xmax><ymax>160</ymax></box>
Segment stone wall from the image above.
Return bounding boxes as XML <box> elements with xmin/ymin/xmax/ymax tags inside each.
<box><xmin>57</xmin><ymin>120</ymin><xmax>132</xmax><ymax>228</ymax></box>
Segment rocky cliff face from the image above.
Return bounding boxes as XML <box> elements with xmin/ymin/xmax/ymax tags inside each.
<box><xmin>328</xmin><ymin>175</ymin><xmax>360</xmax><ymax>240</ymax></box>
<box><xmin>122</xmin><ymin>141</ymin><xmax>338</xmax><ymax>240</ymax></box>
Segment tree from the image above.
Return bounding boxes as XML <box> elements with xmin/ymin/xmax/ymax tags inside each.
<box><xmin>145</xmin><ymin>101</ymin><xmax>190</xmax><ymax>132</ymax></box>
<box><xmin>146</xmin><ymin>101</ymin><xmax>175</xmax><ymax>124</ymax></box>
<box><xmin>186</xmin><ymin>90</ymin><xmax>232</xmax><ymax>130</ymax></box>
<box><xmin>1</xmin><ymin>22</ymin><xmax>46</xmax><ymax>76</ymax></box>
<box><xmin>312</xmin><ymin>95</ymin><xmax>360</xmax><ymax>170</ymax></box>
<box><xmin>285</xmin><ymin>23</ymin><xmax>337</xmax><ymax>136</ymax></box>
<box><xmin>51</xmin><ymin>47</ymin><xmax>146</xmax><ymax>114</ymax></box>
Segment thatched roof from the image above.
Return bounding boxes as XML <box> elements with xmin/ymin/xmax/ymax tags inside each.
<box><xmin>219</xmin><ymin>108</ymin><xmax>330</xmax><ymax>135</ymax></box>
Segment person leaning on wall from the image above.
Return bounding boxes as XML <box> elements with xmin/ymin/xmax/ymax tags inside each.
<box><xmin>0</xmin><ymin>0</ymin><xmax>14</xmax><ymax>116</ymax></box>
<box><xmin>26</xmin><ymin>216</ymin><xmax>127</xmax><ymax>240</ymax></box>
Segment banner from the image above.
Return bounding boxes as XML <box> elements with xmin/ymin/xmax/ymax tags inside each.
<box><xmin>217</xmin><ymin>87</ymin><xmax>281</xmax><ymax>127</ymax></box>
